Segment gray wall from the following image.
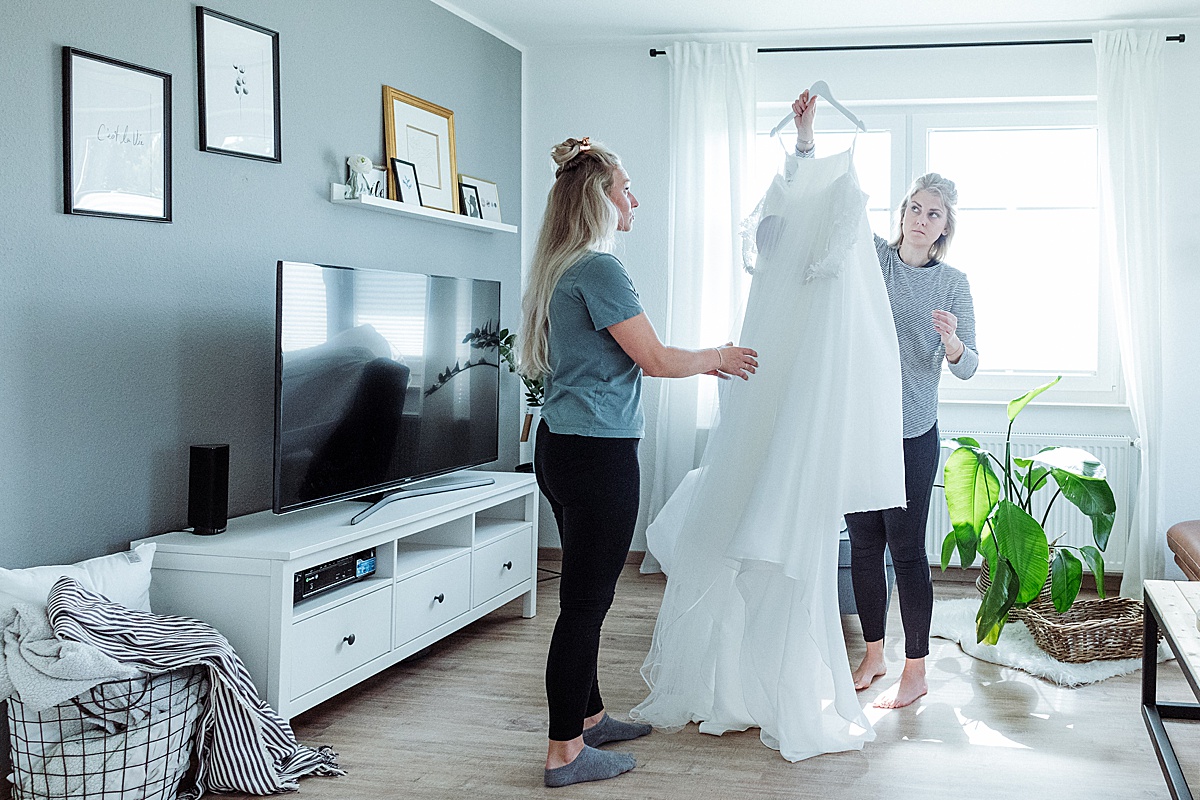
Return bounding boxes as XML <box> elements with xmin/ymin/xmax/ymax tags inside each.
<box><xmin>0</xmin><ymin>0</ymin><xmax>523</xmax><ymax>568</ymax></box>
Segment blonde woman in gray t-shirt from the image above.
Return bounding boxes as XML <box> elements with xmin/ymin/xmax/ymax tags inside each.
<box><xmin>792</xmin><ymin>90</ymin><xmax>979</xmax><ymax>710</ymax></box>
<box><xmin>520</xmin><ymin>137</ymin><xmax>757</xmax><ymax>787</ymax></box>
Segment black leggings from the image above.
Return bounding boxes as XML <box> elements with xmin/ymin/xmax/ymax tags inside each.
<box><xmin>845</xmin><ymin>422</ymin><xmax>939</xmax><ymax>660</ymax></box>
<box><xmin>534</xmin><ymin>421</ymin><xmax>640</xmax><ymax>742</ymax></box>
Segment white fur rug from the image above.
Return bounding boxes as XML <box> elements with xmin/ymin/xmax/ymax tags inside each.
<box><xmin>930</xmin><ymin>598</ymin><xmax>1170</xmax><ymax>687</ymax></box>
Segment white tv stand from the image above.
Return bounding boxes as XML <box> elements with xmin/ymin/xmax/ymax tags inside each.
<box><xmin>134</xmin><ymin>471</ymin><xmax>537</xmax><ymax>719</ymax></box>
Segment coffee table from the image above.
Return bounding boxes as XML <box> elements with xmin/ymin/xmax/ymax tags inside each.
<box><xmin>1143</xmin><ymin>579</ymin><xmax>1200</xmax><ymax>800</ymax></box>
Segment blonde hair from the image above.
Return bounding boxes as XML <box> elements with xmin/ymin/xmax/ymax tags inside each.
<box><xmin>519</xmin><ymin>138</ymin><xmax>624</xmax><ymax>380</ymax></box>
<box><xmin>890</xmin><ymin>172</ymin><xmax>958</xmax><ymax>263</ymax></box>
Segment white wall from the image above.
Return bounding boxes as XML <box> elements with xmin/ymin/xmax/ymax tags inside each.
<box><xmin>524</xmin><ymin>23</ymin><xmax>1200</xmax><ymax>561</ymax></box>
<box><xmin>524</xmin><ymin>45</ymin><xmax>671</xmax><ymax>547</ymax></box>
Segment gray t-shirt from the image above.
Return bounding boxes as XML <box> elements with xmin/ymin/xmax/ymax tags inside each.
<box><xmin>541</xmin><ymin>251</ymin><xmax>645</xmax><ymax>438</ymax></box>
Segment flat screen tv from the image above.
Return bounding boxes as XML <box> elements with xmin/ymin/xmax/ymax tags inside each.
<box><xmin>273</xmin><ymin>261</ymin><xmax>501</xmax><ymax>515</ymax></box>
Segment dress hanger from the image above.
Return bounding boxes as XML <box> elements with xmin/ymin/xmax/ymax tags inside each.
<box><xmin>769</xmin><ymin>80</ymin><xmax>867</xmax><ymax>138</ymax></box>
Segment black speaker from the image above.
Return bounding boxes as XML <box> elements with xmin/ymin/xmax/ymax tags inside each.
<box><xmin>188</xmin><ymin>444</ymin><xmax>229</xmax><ymax>535</ymax></box>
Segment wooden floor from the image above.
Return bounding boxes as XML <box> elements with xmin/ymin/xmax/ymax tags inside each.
<box><xmin>8</xmin><ymin>561</ymin><xmax>1200</xmax><ymax>799</ymax></box>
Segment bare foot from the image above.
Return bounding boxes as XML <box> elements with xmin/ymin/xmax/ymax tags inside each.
<box><xmin>873</xmin><ymin>659</ymin><xmax>927</xmax><ymax>708</ymax></box>
<box><xmin>852</xmin><ymin>653</ymin><xmax>887</xmax><ymax>690</ymax></box>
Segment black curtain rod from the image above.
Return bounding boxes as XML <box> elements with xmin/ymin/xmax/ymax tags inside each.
<box><xmin>648</xmin><ymin>33</ymin><xmax>1184</xmax><ymax>57</ymax></box>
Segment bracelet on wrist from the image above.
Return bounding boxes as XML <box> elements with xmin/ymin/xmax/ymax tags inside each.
<box><xmin>713</xmin><ymin>347</ymin><xmax>724</xmax><ymax>369</ymax></box>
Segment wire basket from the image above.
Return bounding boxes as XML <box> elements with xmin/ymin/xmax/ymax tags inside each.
<box><xmin>6</xmin><ymin>666</ymin><xmax>209</xmax><ymax>800</ymax></box>
<box><xmin>1021</xmin><ymin>597</ymin><xmax>1157</xmax><ymax>663</ymax></box>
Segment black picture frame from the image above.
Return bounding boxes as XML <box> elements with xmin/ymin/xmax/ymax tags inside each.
<box><xmin>459</xmin><ymin>182</ymin><xmax>482</xmax><ymax>219</ymax></box>
<box><xmin>62</xmin><ymin>47</ymin><xmax>172</xmax><ymax>223</ymax></box>
<box><xmin>390</xmin><ymin>158</ymin><xmax>423</xmax><ymax>205</ymax></box>
<box><xmin>196</xmin><ymin>6</ymin><xmax>281</xmax><ymax>162</ymax></box>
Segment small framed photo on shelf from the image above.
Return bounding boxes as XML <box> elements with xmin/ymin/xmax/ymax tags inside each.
<box><xmin>383</xmin><ymin>86</ymin><xmax>457</xmax><ymax>212</ymax></box>
<box><xmin>365</xmin><ymin>164</ymin><xmax>388</xmax><ymax>198</ymax></box>
<box><xmin>196</xmin><ymin>6</ymin><xmax>281</xmax><ymax>162</ymax></box>
<box><xmin>458</xmin><ymin>175</ymin><xmax>502</xmax><ymax>222</ymax></box>
<box><xmin>62</xmin><ymin>47</ymin><xmax>172</xmax><ymax>222</ymax></box>
<box><xmin>459</xmin><ymin>183</ymin><xmax>482</xmax><ymax>219</ymax></box>
<box><xmin>390</xmin><ymin>158</ymin><xmax>423</xmax><ymax>205</ymax></box>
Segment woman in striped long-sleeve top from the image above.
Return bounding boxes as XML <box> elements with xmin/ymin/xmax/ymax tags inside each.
<box><xmin>791</xmin><ymin>89</ymin><xmax>979</xmax><ymax>709</ymax></box>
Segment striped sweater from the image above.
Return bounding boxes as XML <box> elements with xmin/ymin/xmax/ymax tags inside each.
<box><xmin>872</xmin><ymin>235</ymin><xmax>978</xmax><ymax>437</ymax></box>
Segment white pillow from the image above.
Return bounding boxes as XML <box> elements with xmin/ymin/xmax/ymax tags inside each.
<box><xmin>0</xmin><ymin>543</ymin><xmax>156</xmax><ymax>618</ymax></box>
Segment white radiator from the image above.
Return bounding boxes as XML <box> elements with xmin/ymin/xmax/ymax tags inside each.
<box><xmin>928</xmin><ymin>432</ymin><xmax>1138</xmax><ymax>572</ymax></box>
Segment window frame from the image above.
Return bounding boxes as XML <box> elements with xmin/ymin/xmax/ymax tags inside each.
<box><xmin>910</xmin><ymin>103</ymin><xmax>1120</xmax><ymax>404</ymax></box>
<box><xmin>751</xmin><ymin>98</ymin><xmax>1120</xmax><ymax>406</ymax></box>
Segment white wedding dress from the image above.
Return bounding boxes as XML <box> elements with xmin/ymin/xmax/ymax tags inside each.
<box><xmin>630</xmin><ymin>147</ymin><xmax>907</xmax><ymax>761</ymax></box>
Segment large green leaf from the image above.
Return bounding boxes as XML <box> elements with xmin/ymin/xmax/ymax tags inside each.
<box><xmin>1007</xmin><ymin>376</ymin><xmax>1061</xmax><ymax>422</ymax></box>
<box><xmin>941</xmin><ymin>532</ymin><xmax>957</xmax><ymax>571</ymax></box>
<box><xmin>1022</xmin><ymin>465</ymin><xmax>1051</xmax><ymax>495</ymax></box>
<box><xmin>977</xmin><ymin>556</ymin><xmax>1019</xmax><ymax>644</ymax></box>
<box><xmin>942</xmin><ymin>436</ymin><xmax>982</xmax><ymax>450</ymax></box>
<box><xmin>1049</xmin><ymin>470</ymin><xmax>1117</xmax><ymax>550</ymax></box>
<box><xmin>941</xmin><ymin>526</ymin><xmax>979</xmax><ymax>571</ymax></box>
<box><xmin>1050</xmin><ymin>549</ymin><xmax>1084</xmax><ymax>613</ymax></box>
<box><xmin>1080</xmin><ymin>545</ymin><xmax>1106</xmax><ymax>599</ymax></box>
<box><xmin>1030</xmin><ymin>447</ymin><xmax>1108</xmax><ymax>480</ymax></box>
<box><xmin>944</xmin><ymin>447</ymin><xmax>1001</xmax><ymax>544</ymax></box>
<box><xmin>992</xmin><ymin>500</ymin><xmax>1050</xmax><ymax>605</ymax></box>
<box><xmin>979</xmin><ymin>519</ymin><xmax>998</xmax><ymax>564</ymax></box>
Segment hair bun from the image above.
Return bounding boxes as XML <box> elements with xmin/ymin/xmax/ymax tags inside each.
<box><xmin>926</xmin><ymin>172</ymin><xmax>958</xmax><ymax>205</ymax></box>
<box><xmin>551</xmin><ymin>137</ymin><xmax>594</xmax><ymax>174</ymax></box>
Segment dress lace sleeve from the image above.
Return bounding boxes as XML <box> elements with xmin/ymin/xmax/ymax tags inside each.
<box><xmin>803</xmin><ymin>173</ymin><xmax>867</xmax><ymax>282</ymax></box>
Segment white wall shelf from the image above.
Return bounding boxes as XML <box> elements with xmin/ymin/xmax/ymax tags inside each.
<box><xmin>330</xmin><ymin>183</ymin><xmax>517</xmax><ymax>234</ymax></box>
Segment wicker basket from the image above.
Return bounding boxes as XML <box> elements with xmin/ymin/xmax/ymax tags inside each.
<box><xmin>1021</xmin><ymin>597</ymin><xmax>1157</xmax><ymax>663</ymax></box>
<box><xmin>976</xmin><ymin>556</ymin><xmax>1056</xmax><ymax>620</ymax></box>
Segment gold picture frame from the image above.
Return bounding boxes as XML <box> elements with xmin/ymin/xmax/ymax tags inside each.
<box><xmin>383</xmin><ymin>86</ymin><xmax>458</xmax><ymax>213</ymax></box>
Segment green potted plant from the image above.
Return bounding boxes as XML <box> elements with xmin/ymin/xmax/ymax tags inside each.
<box><xmin>940</xmin><ymin>376</ymin><xmax>1117</xmax><ymax>645</ymax></box>
<box><xmin>463</xmin><ymin>323</ymin><xmax>544</xmax><ymax>441</ymax></box>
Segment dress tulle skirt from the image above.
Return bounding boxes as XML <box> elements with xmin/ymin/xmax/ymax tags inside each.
<box><xmin>631</xmin><ymin>148</ymin><xmax>906</xmax><ymax>761</ymax></box>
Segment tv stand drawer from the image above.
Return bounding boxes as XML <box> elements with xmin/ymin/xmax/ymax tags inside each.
<box><xmin>290</xmin><ymin>586</ymin><xmax>392</xmax><ymax>700</ymax></box>
<box><xmin>394</xmin><ymin>553</ymin><xmax>471</xmax><ymax>645</ymax></box>
<box><xmin>472</xmin><ymin>525</ymin><xmax>533</xmax><ymax>607</ymax></box>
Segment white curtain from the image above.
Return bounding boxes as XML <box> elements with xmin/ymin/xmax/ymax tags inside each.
<box><xmin>640</xmin><ymin>42</ymin><xmax>756</xmax><ymax>573</ymax></box>
<box><xmin>1095</xmin><ymin>30</ymin><xmax>1166</xmax><ymax>597</ymax></box>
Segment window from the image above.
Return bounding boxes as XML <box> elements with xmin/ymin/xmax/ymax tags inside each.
<box><xmin>915</xmin><ymin>107</ymin><xmax>1115</xmax><ymax>401</ymax></box>
<box><xmin>713</xmin><ymin>99</ymin><xmax>1118</xmax><ymax>413</ymax></box>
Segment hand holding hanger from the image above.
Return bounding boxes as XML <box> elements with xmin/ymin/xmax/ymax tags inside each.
<box><xmin>770</xmin><ymin>80</ymin><xmax>867</xmax><ymax>138</ymax></box>
<box><xmin>792</xmin><ymin>90</ymin><xmax>818</xmax><ymax>152</ymax></box>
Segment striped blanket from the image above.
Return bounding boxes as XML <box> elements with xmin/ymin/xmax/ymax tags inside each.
<box><xmin>46</xmin><ymin>577</ymin><xmax>344</xmax><ymax>796</ymax></box>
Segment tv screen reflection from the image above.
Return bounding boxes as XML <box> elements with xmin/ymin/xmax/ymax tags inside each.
<box><xmin>274</xmin><ymin>261</ymin><xmax>501</xmax><ymax>513</ymax></box>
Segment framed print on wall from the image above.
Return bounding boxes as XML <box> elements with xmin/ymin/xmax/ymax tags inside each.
<box><xmin>196</xmin><ymin>6</ymin><xmax>281</xmax><ymax>162</ymax></box>
<box><xmin>390</xmin><ymin>158</ymin><xmax>423</xmax><ymax>206</ymax></box>
<box><xmin>62</xmin><ymin>47</ymin><xmax>172</xmax><ymax>222</ymax></box>
<box><xmin>458</xmin><ymin>174</ymin><xmax>501</xmax><ymax>222</ymax></box>
<box><xmin>383</xmin><ymin>86</ymin><xmax>458</xmax><ymax>213</ymax></box>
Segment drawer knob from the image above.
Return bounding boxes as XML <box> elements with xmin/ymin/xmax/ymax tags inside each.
<box><xmin>434</xmin><ymin>593</ymin><xmax>445</xmax><ymax>603</ymax></box>
<box><xmin>503</xmin><ymin>561</ymin><xmax>513</xmax><ymax>571</ymax></box>
<box><xmin>342</xmin><ymin>634</ymin><xmax>356</xmax><ymax>646</ymax></box>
